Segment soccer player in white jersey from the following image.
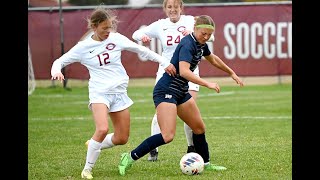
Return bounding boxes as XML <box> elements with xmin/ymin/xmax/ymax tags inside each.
<box><xmin>132</xmin><ymin>0</ymin><xmax>214</xmax><ymax>161</ymax></box>
<box><xmin>50</xmin><ymin>6</ymin><xmax>176</xmax><ymax>179</ymax></box>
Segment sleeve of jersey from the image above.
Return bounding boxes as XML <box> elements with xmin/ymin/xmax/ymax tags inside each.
<box><xmin>203</xmin><ymin>44</ymin><xmax>211</xmax><ymax>56</ymax></box>
<box><xmin>51</xmin><ymin>43</ymin><xmax>82</xmax><ymax>76</ymax></box>
<box><xmin>121</xmin><ymin>34</ymin><xmax>170</xmax><ymax>68</ymax></box>
<box><xmin>132</xmin><ymin>20</ymin><xmax>160</xmax><ymax>40</ymax></box>
<box><xmin>179</xmin><ymin>44</ymin><xmax>194</xmax><ymax>64</ymax></box>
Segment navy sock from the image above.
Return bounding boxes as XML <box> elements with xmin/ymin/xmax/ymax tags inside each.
<box><xmin>193</xmin><ymin>132</ymin><xmax>210</xmax><ymax>163</ymax></box>
<box><xmin>130</xmin><ymin>133</ymin><xmax>165</xmax><ymax>160</ymax></box>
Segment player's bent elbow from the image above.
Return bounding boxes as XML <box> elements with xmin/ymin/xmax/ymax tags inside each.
<box><xmin>179</xmin><ymin>70</ymin><xmax>189</xmax><ymax>79</ymax></box>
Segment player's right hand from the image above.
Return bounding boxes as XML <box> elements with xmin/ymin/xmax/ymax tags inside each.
<box><xmin>141</xmin><ymin>35</ymin><xmax>151</xmax><ymax>43</ymax></box>
<box><xmin>51</xmin><ymin>73</ymin><xmax>65</xmax><ymax>83</ymax></box>
<box><xmin>206</xmin><ymin>82</ymin><xmax>220</xmax><ymax>93</ymax></box>
<box><xmin>164</xmin><ymin>64</ymin><xmax>176</xmax><ymax>77</ymax></box>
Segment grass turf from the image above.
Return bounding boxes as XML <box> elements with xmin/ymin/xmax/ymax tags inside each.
<box><xmin>28</xmin><ymin>83</ymin><xmax>292</xmax><ymax>179</ymax></box>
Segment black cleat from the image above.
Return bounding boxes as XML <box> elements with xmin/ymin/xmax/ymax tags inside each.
<box><xmin>148</xmin><ymin>149</ymin><xmax>158</xmax><ymax>161</ymax></box>
<box><xmin>187</xmin><ymin>145</ymin><xmax>196</xmax><ymax>153</ymax></box>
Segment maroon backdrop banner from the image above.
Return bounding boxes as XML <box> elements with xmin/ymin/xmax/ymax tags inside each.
<box><xmin>28</xmin><ymin>3</ymin><xmax>292</xmax><ymax>80</ymax></box>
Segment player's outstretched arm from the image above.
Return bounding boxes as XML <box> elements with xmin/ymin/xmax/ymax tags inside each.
<box><xmin>50</xmin><ymin>60</ymin><xmax>65</xmax><ymax>83</ymax></box>
<box><xmin>204</xmin><ymin>53</ymin><xmax>244</xmax><ymax>87</ymax></box>
<box><xmin>179</xmin><ymin>61</ymin><xmax>220</xmax><ymax>93</ymax></box>
<box><xmin>121</xmin><ymin>33</ymin><xmax>176</xmax><ymax>76</ymax></box>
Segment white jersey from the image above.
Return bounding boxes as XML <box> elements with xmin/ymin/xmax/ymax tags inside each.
<box><xmin>51</xmin><ymin>32</ymin><xmax>170</xmax><ymax>94</ymax></box>
<box><xmin>132</xmin><ymin>15</ymin><xmax>198</xmax><ymax>77</ymax></box>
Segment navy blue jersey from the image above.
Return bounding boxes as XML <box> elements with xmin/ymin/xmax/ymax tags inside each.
<box><xmin>155</xmin><ymin>33</ymin><xmax>211</xmax><ymax>94</ymax></box>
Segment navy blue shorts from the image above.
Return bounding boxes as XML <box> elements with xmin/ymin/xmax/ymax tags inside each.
<box><xmin>153</xmin><ymin>84</ymin><xmax>192</xmax><ymax>108</ymax></box>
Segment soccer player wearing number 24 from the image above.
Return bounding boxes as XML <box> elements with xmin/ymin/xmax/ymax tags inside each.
<box><xmin>50</xmin><ymin>6</ymin><xmax>176</xmax><ymax>179</ymax></box>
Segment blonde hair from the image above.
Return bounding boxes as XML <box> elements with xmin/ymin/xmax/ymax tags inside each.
<box><xmin>86</xmin><ymin>6</ymin><xmax>119</xmax><ymax>31</ymax></box>
<box><xmin>194</xmin><ymin>15</ymin><xmax>215</xmax><ymax>30</ymax></box>
<box><xmin>162</xmin><ymin>0</ymin><xmax>185</xmax><ymax>14</ymax></box>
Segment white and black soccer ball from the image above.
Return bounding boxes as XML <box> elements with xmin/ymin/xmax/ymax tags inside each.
<box><xmin>179</xmin><ymin>152</ymin><xmax>204</xmax><ymax>175</ymax></box>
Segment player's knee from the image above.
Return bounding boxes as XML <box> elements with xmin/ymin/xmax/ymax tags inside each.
<box><xmin>96</xmin><ymin>127</ymin><xmax>109</xmax><ymax>137</ymax></box>
<box><xmin>192</xmin><ymin>125</ymin><xmax>206</xmax><ymax>134</ymax></box>
<box><xmin>114</xmin><ymin>135</ymin><xmax>129</xmax><ymax>145</ymax></box>
<box><xmin>162</xmin><ymin>133</ymin><xmax>175</xmax><ymax>143</ymax></box>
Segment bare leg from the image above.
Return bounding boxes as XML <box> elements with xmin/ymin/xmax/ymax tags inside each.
<box><xmin>84</xmin><ymin>103</ymin><xmax>109</xmax><ymax>172</ymax></box>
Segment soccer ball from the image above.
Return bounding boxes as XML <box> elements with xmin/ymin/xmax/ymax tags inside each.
<box><xmin>179</xmin><ymin>152</ymin><xmax>204</xmax><ymax>175</ymax></box>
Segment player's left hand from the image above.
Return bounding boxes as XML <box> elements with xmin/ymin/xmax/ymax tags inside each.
<box><xmin>231</xmin><ymin>74</ymin><xmax>244</xmax><ymax>87</ymax></box>
<box><xmin>182</xmin><ymin>30</ymin><xmax>192</xmax><ymax>36</ymax></box>
<box><xmin>164</xmin><ymin>64</ymin><xmax>176</xmax><ymax>76</ymax></box>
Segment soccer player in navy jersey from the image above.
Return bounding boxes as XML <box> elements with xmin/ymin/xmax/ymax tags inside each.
<box><xmin>132</xmin><ymin>0</ymin><xmax>214</xmax><ymax>161</ymax></box>
<box><xmin>118</xmin><ymin>15</ymin><xmax>244</xmax><ymax>176</ymax></box>
<box><xmin>50</xmin><ymin>6</ymin><xmax>176</xmax><ymax>179</ymax></box>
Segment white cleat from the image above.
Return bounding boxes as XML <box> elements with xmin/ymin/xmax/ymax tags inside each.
<box><xmin>85</xmin><ymin>140</ymin><xmax>90</xmax><ymax>148</ymax></box>
<box><xmin>81</xmin><ymin>169</ymin><xmax>93</xmax><ymax>179</ymax></box>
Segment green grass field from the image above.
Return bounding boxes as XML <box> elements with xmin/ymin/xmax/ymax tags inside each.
<box><xmin>28</xmin><ymin>82</ymin><xmax>292</xmax><ymax>179</ymax></box>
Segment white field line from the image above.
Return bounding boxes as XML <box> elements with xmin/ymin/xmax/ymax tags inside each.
<box><xmin>198</xmin><ymin>91</ymin><xmax>234</xmax><ymax>97</ymax></box>
<box><xmin>29</xmin><ymin>115</ymin><xmax>291</xmax><ymax>121</ymax></box>
<box><xmin>34</xmin><ymin>91</ymin><xmax>235</xmax><ymax>104</ymax></box>
<box><xmin>33</xmin><ymin>91</ymin><xmax>235</xmax><ymax>98</ymax></box>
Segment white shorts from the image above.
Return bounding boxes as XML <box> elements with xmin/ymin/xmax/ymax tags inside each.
<box><xmin>88</xmin><ymin>92</ymin><xmax>134</xmax><ymax>112</ymax></box>
<box><xmin>188</xmin><ymin>80</ymin><xmax>200</xmax><ymax>92</ymax></box>
<box><xmin>155</xmin><ymin>66</ymin><xmax>200</xmax><ymax>92</ymax></box>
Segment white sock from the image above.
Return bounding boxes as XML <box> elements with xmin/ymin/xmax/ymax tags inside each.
<box><xmin>84</xmin><ymin>138</ymin><xmax>102</xmax><ymax>171</ymax></box>
<box><xmin>151</xmin><ymin>114</ymin><xmax>160</xmax><ymax>152</ymax></box>
<box><xmin>184</xmin><ymin>123</ymin><xmax>194</xmax><ymax>146</ymax></box>
<box><xmin>101</xmin><ymin>133</ymin><xmax>115</xmax><ymax>150</ymax></box>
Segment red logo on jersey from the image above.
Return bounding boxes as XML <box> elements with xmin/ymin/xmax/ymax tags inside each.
<box><xmin>177</xmin><ymin>26</ymin><xmax>186</xmax><ymax>32</ymax></box>
<box><xmin>106</xmin><ymin>43</ymin><xmax>116</xmax><ymax>50</ymax></box>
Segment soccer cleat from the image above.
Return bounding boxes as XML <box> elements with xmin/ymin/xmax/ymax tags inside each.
<box><xmin>187</xmin><ymin>145</ymin><xmax>196</xmax><ymax>153</ymax></box>
<box><xmin>81</xmin><ymin>169</ymin><xmax>93</xmax><ymax>179</ymax></box>
<box><xmin>118</xmin><ymin>152</ymin><xmax>134</xmax><ymax>176</ymax></box>
<box><xmin>147</xmin><ymin>149</ymin><xmax>158</xmax><ymax>161</ymax></box>
<box><xmin>85</xmin><ymin>140</ymin><xmax>89</xmax><ymax>148</ymax></box>
<box><xmin>204</xmin><ymin>163</ymin><xmax>227</xmax><ymax>171</ymax></box>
